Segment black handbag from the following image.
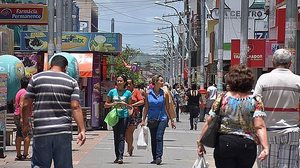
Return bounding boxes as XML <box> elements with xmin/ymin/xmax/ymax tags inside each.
<box><xmin>200</xmin><ymin>93</ymin><xmax>225</xmax><ymax>148</ymax></box>
<box><xmin>147</xmin><ymin>119</ymin><xmax>159</xmax><ymax>129</ymax></box>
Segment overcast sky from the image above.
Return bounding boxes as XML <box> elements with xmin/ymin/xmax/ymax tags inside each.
<box><xmin>96</xmin><ymin>0</ymin><xmax>184</xmax><ymax>54</ymax></box>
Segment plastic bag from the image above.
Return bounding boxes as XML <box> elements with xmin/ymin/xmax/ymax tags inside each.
<box><xmin>192</xmin><ymin>156</ymin><xmax>209</xmax><ymax>168</ymax></box>
<box><xmin>104</xmin><ymin>108</ymin><xmax>119</xmax><ymax>127</ymax></box>
<box><xmin>137</xmin><ymin>126</ymin><xmax>149</xmax><ymax>150</ymax></box>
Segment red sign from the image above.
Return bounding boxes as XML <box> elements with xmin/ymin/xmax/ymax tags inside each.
<box><xmin>0</xmin><ymin>4</ymin><xmax>48</xmax><ymax>25</ymax></box>
<box><xmin>231</xmin><ymin>39</ymin><xmax>266</xmax><ymax>68</ymax></box>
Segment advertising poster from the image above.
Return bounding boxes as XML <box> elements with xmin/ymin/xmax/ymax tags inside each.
<box><xmin>265</xmin><ymin>40</ymin><xmax>284</xmax><ymax>68</ymax></box>
<box><xmin>231</xmin><ymin>39</ymin><xmax>266</xmax><ymax>68</ymax></box>
<box><xmin>0</xmin><ymin>74</ymin><xmax>7</xmax><ymax>158</ymax></box>
<box><xmin>15</xmin><ymin>53</ymin><xmax>42</xmax><ymax>77</ymax></box>
<box><xmin>20</xmin><ymin>32</ymin><xmax>122</xmax><ymax>53</ymax></box>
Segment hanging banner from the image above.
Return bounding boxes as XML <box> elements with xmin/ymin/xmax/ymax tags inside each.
<box><xmin>0</xmin><ymin>4</ymin><xmax>48</xmax><ymax>25</ymax></box>
<box><xmin>231</xmin><ymin>39</ymin><xmax>265</xmax><ymax>68</ymax></box>
<box><xmin>20</xmin><ymin>32</ymin><xmax>122</xmax><ymax>53</ymax></box>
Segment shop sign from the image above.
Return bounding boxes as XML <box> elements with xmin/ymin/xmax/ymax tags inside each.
<box><xmin>265</xmin><ymin>40</ymin><xmax>284</xmax><ymax>68</ymax></box>
<box><xmin>231</xmin><ymin>39</ymin><xmax>265</xmax><ymax>68</ymax></box>
<box><xmin>20</xmin><ymin>32</ymin><xmax>122</xmax><ymax>53</ymax></box>
<box><xmin>0</xmin><ymin>4</ymin><xmax>48</xmax><ymax>25</ymax></box>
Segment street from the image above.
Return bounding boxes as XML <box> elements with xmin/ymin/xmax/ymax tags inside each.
<box><xmin>1</xmin><ymin>113</ymin><xmax>216</xmax><ymax>168</ymax></box>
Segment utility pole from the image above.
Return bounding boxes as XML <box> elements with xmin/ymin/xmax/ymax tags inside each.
<box><xmin>179</xmin><ymin>19</ymin><xmax>185</xmax><ymax>84</ymax></box>
<box><xmin>217</xmin><ymin>0</ymin><xmax>224</xmax><ymax>92</ymax></box>
<box><xmin>199</xmin><ymin>0</ymin><xmax>205</xmax><ymax>91</ymax></box>
<box><xmin>56</xmin><ymin>0</ymin><xmax>63</xmax><ymax>52</ymax></box>
<box><xmin>48</xmin><ymin>0</ymin><xmax>55</xmax><ymax>58</ymax></box>
<box><xmin>185</xmin><ymin>0</ymin><xmax>191</xmax><ymax>88</ymax></box>
<box><xmin>285</xmin><ymin>0</ymin><xmax>297</xmax><ymax>73</ymax></box>
<box><xmin>65</xmin><ymin>0</ymin><xmax>73</xmax><ymax>31</ymax></box>
<box><xmin>240</xmin><ymin>0</ymin><xmax>249</xmax><ymax>65</ymax></box>
<box><xmin>170</xmin><ymin>24</ymin><xmax>175</xmax><ymax>86</ymax></box>
<box><xmin>111</xmin><ymin>18</ymin><xmax>115</xmax><ymax>33</ymax></box>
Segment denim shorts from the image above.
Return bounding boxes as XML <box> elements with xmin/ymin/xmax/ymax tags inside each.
<box><xmin>31</xmin><ymin>133</ymin><xmax>73</xmax><ymax>168</ymax></box>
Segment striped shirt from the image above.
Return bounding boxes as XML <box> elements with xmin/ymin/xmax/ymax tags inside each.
<box><xmin>254</xmin><ymin>68</ymin><xmax>300</xmax><ymax>133</ymax></box>
<box><xmin>25</xmin><ymin>71</ymin><xmax>80</xmax><ymax>137</ymax></box>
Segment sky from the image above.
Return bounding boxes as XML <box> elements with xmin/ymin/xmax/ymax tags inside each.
<box><xmin>96</xmin><ymin>0</ymin><xmax>184</xmax><ymax>54</ymax></box>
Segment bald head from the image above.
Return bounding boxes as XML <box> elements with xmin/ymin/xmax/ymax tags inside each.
<box><xmin>272</xmin><ymin>49</ymin><xmax>292</xmax><ymax>68</ymax></box>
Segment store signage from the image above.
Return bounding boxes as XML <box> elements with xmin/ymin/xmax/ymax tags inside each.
<box><xmin>20</xmin><ymin>32</ymin><xmax>122</xmax><ymax>52</ymax></box>
<box><xmin>0</xmin><ymin>4</ymin><xmax>48</xmax><ymax>25</ymax></box>
<box><xmin>231</xmin><ymin>39</ymin><xmax>265</xmax><ymax>68</ymax></box>
<box><xmin>211</xmin><ymin>8</ymin><xmax>266</xmax><ymax>20</ymax></box>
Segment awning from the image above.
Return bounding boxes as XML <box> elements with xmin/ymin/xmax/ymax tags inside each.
<box><xmin>72</xmin><ymin>53</ymin><xmax>93</xmax><ymax>78</ymax></box>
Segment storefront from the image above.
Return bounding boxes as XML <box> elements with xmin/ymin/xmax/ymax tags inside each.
<box><xmin>19</xmin><ymin>31</ymin><xmax>122</xmax><ymax>129</ymax></box>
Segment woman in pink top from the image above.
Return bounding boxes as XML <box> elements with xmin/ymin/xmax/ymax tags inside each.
<box><xmin>14</xmin><ymin>77</ymin><xmax>31</xmax><ymax>161</ymax></box>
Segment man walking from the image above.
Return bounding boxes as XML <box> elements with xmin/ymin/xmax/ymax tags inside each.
<box><xmin>206</xmin><ymin>83</ymin><xmax>217</xmax><ymax>114</ymax></box>
<box><xmin>254</xmin><ymin>49</ymin><xmax>300</xmax><ymax>168</ymax></box>
<box><xmin>22</xmin><ymin>55</ymin><xmax>86</xmax><ymax>168</ymax></box>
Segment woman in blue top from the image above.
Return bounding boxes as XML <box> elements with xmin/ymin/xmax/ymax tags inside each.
<box><xmin>105</xmin><ymin>75</ymin><xmax>132</xmax><ymax>164</ymax></box>
<box><xmin>141</xmin><ymin>75</ymin><xmax>176</xmax><ymax>165</ymax></box>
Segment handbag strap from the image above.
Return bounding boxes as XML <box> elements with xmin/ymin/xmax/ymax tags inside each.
<box><xmin>215</xmin><ymin>92</ymin><xmax>226</xmax><ymax>116</ymax></box>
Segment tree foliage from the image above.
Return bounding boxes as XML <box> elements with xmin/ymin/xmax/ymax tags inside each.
<box><xmin>112</xmin><ymin>45</ymin><xmax>144</xmax><ymax>84</ymax></box>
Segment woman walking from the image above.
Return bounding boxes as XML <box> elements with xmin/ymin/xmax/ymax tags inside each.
<box><xmin>125</xmin><ymin>77</ymin><xmax>144</xmax><ymax>157</ymax></box>
<box><xmin>105</xmin><ymin>75</ymin><xmax>132</xmax><ymax>164</ymax></box>
<box><xmin>141</xmin><ymin>75</ymin><xmax>176</xmax><ymax>165</ymax></box>
<box><xmin>197</xmin><ymin>65</ymin><xmax>269</xmax><ymax>168</ymax></box>
<box><xmin>185</xmin><ymin>84</ymin><xmax>202</xmax><ymax>130</ymax></box>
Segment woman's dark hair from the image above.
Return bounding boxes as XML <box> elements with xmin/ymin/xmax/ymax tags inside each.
<box><xmin>117</xmin><ymin>74</ymin><xmax>128</xmax><ymax>88</ymax></box>
<box><xmin>191</xmin><ymin>83</ymin><xmax>197</xmax><ymax>90</ymax></box>
<box><xmin>127</xmin><ymin>77</ymin><xmax>134</xmax><ymax>84</ymax></box>
<box><xmin>173</xmin><ymin>83</ymin><xmax>178</xmax><ymax>89</ymax></box>
<box><xmin>20</xmin><ymin>77</ymin><xmax>29</xmax><ymax>89</ymax></box>
<box><xmin>50</xmin><ymin>55</ymin><xmax>68</xmax><ymax>69</ymax></box>
<box><xmin>225</xmin><ymin>65</ymin><xmax>254</xmax><ymax>93</ymax></box>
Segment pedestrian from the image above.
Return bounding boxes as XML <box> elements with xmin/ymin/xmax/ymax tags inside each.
<box><xmin>254</xmin><ymin>48</ymin><xmax>300</xmax><ymax>168</ymax></box>
<box><xmin>185</xmin><ymin>83</ymin><xmax>203</xmax><ymax>130</ymax></box>
<box><xmin>197</xmin><ymin>65</ymin><xmax>269</xmax><ymax>168</ymax></box>
<box><xmin>22</xmin><ymin>55</ymin><xmax>86</xmax><ymax>168</ymax></box>
<box><xmin>104</xmin><ymin>74</ymin><xmax>132</xmax><ymax>164</ymax></box>
<box><xmin>178</xmin><ymin>84</ymin><xmax>188</xmax><ymax>113</ymax></box>
<box><xmin>171</xmin><ymin>83</ymin><xmax>181</xmax><ymax>122</ymax></box>
<box><xmin>14</xmin><ymin>77</ymin><xmax>31</xmax><ymax>161</ymax></box>
<box><xmin>141</xmin><ymin>75</ymin><xmax>176</xmax><ymax>165</ymax></box>
<box><xmin>206</xmin><ymin>82</ymin><xmax>217</xmax><ymax>114</ymax></box>
<box><xmin>125</xmin><ymin>77</ymin><xmax>144</xmax><ymax>157</ymax></box>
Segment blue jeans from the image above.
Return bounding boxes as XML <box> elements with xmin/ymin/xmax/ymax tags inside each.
<box><xmin>149</xmin><ymin>120</ymin><xmax>167</xmax><ymax>161</ymax></box>
<box><xmin>113</xmin><ymin>117</ymin><xmax>129</xmax><ymax>160</ymax></box>
<box><xmin>31</xmin><ymin>134</ymin><xmax>73</xmax><ymax>168</ymax></box>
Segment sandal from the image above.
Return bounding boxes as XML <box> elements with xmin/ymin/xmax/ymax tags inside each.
<box><xmin>22</xmin><ymin>155</ymin><xmax>31</xmax><ymax>161</ymax></box>
<box><xmin>15</xmin><ymin>155</ymin><xmax>23</xmax><ymax>161</ymax></box>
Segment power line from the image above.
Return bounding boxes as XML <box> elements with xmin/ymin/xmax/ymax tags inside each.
<box><xmin>99</xmin><ymin>4</ymin><xmax>159</xmax><ymax>23</ymax></box>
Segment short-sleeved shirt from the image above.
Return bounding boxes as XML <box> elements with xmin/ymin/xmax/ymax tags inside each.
<box><xmin>209</xmin><ymin>93</ymin><xmax>266</xmax><ymax>142</ymax></box>
<box><xmin>107</xmin><ymin>88</ymin><xmax>132</xmax><ymax>118</ymax></box>
<box><xmin>207</xmin><ymin>85</ymin><xmax>217</xmax><ymax>100</ymax></box>
<box><xmin>254</xmin><ymin>68</ymin><xmax>300</xmax><ymax>132</ymax></box>
<box><xmin>147</xmin><ymin>89</ymin><xmax>167</xmax><ymax>121</ymax></box>
<box><xmin>14</xmin><ymin>88</ymin><xmax>27</xmax><ymax>116</ymax></box>
<box><xmin>25</xmin><ymin>71</ymin><xmax>80</xmax><ymax>138</ymax></box>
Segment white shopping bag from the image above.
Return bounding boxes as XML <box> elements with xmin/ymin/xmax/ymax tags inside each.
<box><xmin>192</xmin><ymin>156</ymin><xmax>209</xmax><ymax>168</ymax></box>
<box><xmin>137</xmin><ymin>126</ymin><xmax>149</xmax><ymax>150</ymax></box>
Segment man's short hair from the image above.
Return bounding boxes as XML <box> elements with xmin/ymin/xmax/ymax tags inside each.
<box><xmin>273</xmin><ymin>49</ymin><xmax>292</xmax><ymax>66</ymax></box>
<box><xmin>50</xmin><ymin>55</ymin><xmax>68</xmax><ymax>69</ymax></box>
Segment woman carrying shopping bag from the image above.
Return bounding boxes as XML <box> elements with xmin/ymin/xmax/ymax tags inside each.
<box><xmin>125</xmin><ymin>77</ymin><xmax>144</xmax><ymax>156</ymax></box>
<box><xmin>141</xmin><ymin>75</ymin><xmax>176</xmax><ymax>165</ymax></box>
<box><xmin>104</xmin><ymin>74</ymin><xmax>132</xmax><ymax>164</ymax></box>
<box><xmin>197</xmin><ymin>65</ymin><xmax>269</xmax><ymax>168</ymax></box>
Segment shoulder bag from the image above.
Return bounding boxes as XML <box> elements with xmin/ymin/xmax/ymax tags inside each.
<box><xmin>200</xmin><ymin>92</ymin><xmax>225</xmax><ymax>148</ymax></box>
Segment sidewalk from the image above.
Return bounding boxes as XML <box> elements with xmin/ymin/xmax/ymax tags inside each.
<box><xmin>0</xmin><ymin>130</ymin><xmax>109</xmax><ymax>168</ymax></box>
